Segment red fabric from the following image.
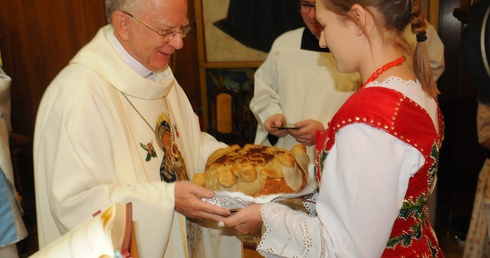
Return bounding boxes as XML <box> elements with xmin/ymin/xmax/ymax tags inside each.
<box><xmin>315</xmin><ymin>87</ymin><xmax>444</xmax><ymax>256</ymax></box>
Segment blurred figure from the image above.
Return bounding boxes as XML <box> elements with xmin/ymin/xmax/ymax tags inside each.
<box><xmin>0</xmin><ymin>66</ymin><xmax>27</xmax><ymax>258</ymax></box>
<box><xmin>461</xmin><ymin>0</ymin><xmax>490</xmax><ymax>256</ymax></box>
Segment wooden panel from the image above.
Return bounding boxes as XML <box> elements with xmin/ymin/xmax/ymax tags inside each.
<box><xmin>171</xmin><ymin>0</ymin><xmax>201</xmax><ymax>110</ymax></box>
<box><xmin>0</xmin><ymin>0</ymin><xmax>106</xmax><ymax>137</ymax></box>
<box><xmin>0</xmin><ymin>0</ymin><xmax>201</xmax><ymax>255</ymax></box>
<box><xmin>0</xmin><ymin>0</ymin><xmax>201</xmax><ymax>137</ymax></box>
<box><xmin>429</xmin><ymin>0</ymin><xmax>440</xmax><ymax>29</ymax></box>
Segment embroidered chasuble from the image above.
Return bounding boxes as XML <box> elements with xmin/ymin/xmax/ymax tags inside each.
<box><xmin>156</xmin><ymin>113</ymin><xmax>188</xmax><ymax>182</ymax></box>
<box><xmin>33</xmin><ymin>25</ymin><xmax>241</xmax><ymax>258</ymax></box>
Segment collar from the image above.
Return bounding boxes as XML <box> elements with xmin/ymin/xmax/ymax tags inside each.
<box><xmin>70</xmin><ymin>25</ymin><xmax>174</xmax><ymax>100</ymax></box>
<box><xmin>108</xmin><ymin>33</ymin><xmax>154</xmax><ymax>78</ymax></box>
<box><xmin>300</xmin><ymin>28</ymin><xmax>330</xmax><ymax>53</ymax></box>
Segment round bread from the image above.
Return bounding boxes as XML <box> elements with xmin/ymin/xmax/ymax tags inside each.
<box><xmin>232</xmin><ymin>163</ymin><xmax>257</xmax><ymax>182</ymax></box>
<box><xmin>192</xmin><ymin>173</ymin><xmax>206</xmax><ymax>187</ymax></box>
<box><xmin>205</xmin><ymin>144</ymin><xmax>241</xmax><ymax>168</ymax></box>
<box><xmin>192</xmin><ymin>144</ymin><xmax>310</xmax><ymax>197</ymax></box>
<box><xmin>218</xmin><ymin>169</ymin><xmax>238</xmax><ymax>188</ymax></box>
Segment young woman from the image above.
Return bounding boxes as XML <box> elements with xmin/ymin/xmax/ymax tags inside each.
<box><xmin>222</xmin><ymin>0</ymin><xmax>444</xmax><ymax>257</ymax></box>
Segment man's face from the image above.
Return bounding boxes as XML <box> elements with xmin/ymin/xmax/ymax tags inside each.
<box><xmin>299</xmin><ymin>0</ymin><xmax>322</xmax><ymax>38</ymax></box>
<box><xmin>124</xmin><ymin>0</ymin><xmax>189</xmax><ymax>71</ymax></box>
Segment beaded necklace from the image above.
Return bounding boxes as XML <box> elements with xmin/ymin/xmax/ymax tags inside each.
<box><xmin>361</xmin><ymin>56</ymin><xmax>406</xmax><ymax>88</ymax></box>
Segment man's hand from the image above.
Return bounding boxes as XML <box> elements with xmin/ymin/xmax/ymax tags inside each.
<box><xmin>174</xmin><ymin>181</ymin><xmax>231</xmax><ymax>222</ymax></box>
<box><xmin>264</xmin><ymin>114</ymin><xmax>288</xmax><ymax>137</ymax></box>
<box><xmin>288</xmin><ymin>119</ymin><xmax>324</xmax><ymax>146</ymax></box>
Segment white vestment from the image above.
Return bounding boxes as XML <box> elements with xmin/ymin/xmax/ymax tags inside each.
<box><xmin>251</xmin><ymin>25</ymin><xmax>445</xmax><ymax>163</ymax></box>
<box><xmin>250</xmin><ymin>28</ymin><xmax>361</xmax><ymax>162</ymax></box>
<box><xmin>33</xmin><ymin>25</ymin><xmax>241</xmax><ymax>258</ymax></box>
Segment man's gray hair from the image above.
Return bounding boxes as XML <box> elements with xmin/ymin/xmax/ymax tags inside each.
<box><xmin>105</xmin><ymin>0</ymin><xmax>143</xmax><ymax>23</ymax></box>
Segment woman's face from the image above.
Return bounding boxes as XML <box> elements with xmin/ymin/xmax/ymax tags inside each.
<box><xmin>316</xmin><ymin>1</ymin><xmax>360</xmax><ymax>74</ymax></box>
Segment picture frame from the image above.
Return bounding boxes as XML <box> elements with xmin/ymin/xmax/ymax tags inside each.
<box><xmin>195</xmin><ymin>0</ymin><xmax>304</xmax><ymax>66</ymax></box>
<box><xmin>198</xmin><ymin>0</ymin><xmax>266</xmax><ymax>64</ymax></box>
<box><xmin>194</xmin><ymin>0</ymin><xmax>441</xmax><ymax>131</ymax></box>
<box><xmin>195</xmin><ymin>0</ymin><xmax>440</xmax><ymax>67</ymax></box>
<box><xmin>194</xmin><ymin>0</ymin><xmax>304</xmax><ymax>131</ymax></box>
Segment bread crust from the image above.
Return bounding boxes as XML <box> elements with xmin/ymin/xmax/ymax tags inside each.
<box><xmin>192</xmin><ymin>144</ymin><xmax>310</xmax><ymax>197</ymax></box>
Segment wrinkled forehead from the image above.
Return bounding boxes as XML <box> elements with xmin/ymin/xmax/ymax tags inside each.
<box><xmin>139</xmin><ymin>0</ymin><xmax>188</xmax><ymax>24</ymax></box>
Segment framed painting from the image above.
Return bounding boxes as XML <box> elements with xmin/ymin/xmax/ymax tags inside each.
<box><xmin>194</xmin><ymin>0</ymin><xmax>304</xmax><ymax>130</ymax></box>
<box><xmin>195</xmin><ymin>0</ymin><xmax>441</xmax><ymax>67</ymax></box>
<box><xmin>198</xmin><ymin>0</ymin><xmax>266</xmax><ymax>64</ymax></box>
<box><xmin>195</xmin><ymin>0</ymin><xmax>304</xmax><ymax>66</ymax></box>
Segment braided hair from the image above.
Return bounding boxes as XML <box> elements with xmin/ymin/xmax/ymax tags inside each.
<box><xmin>409</xmin><ymin>0</ymin><xmax>439</xmax><ymax>96</ymax></box>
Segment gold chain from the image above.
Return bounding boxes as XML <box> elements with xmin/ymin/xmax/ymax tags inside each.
<box><xmin>121</xmin><ymin>93</ymin><xmax>157</xmax><ymax>135</ymax></box>
<box><xmin>118</xmin><ymin>81</ymin><xmax>176</xmax><ymax>153</ymax></box>
<box><xmin>163</xmin><ymin>96</ymin><xmax>175</xmax><ymax>148</ymax></box>
<box><xmin>116</xmin><ymin>90</ymin><xmax>151</xmax><ymax>182</ymax></box>
<box><xmin>117</xmin><ymin>83</ymin><xmax>189</xmax><ymax>256</ymax></box>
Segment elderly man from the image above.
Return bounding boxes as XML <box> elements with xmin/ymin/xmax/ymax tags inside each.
<box><xmin>33</xmin><ymin>0</ymin><xmax>241</xmax><ymax>257</ymax></box>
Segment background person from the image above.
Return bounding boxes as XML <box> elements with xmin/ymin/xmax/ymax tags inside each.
<box><xmin>250</xmin><ymin>0</ymin><xmax>361</xmax><ymax>162</ymax></box>
<box><xmin>461</xmin><ymin>0</ymin><xmax>490</xmax><ymax>255</ymax></box>
<box><xmin>0</xmin><ymin>67</ymin><xmax>27</xmax><ymax>258</ymax></box>
<box><xmin>250</xmin><ymin>0</ymin><xmax>444</xmax><ymax>164</ymax></box>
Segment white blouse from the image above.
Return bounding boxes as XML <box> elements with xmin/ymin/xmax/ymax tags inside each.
<box><xmin>257</xmin><ymin>77</ymin><xmax>440</xmax><ymax>257</ymax></box>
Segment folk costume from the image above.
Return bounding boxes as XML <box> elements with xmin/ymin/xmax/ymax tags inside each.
<box><xmin>33</xmin><ymin>25</ymin><xmax>241</xmax><ymax>258</ymax></box>
<box><xmin>256</xmin><ymin>77</ymin><xmax>444</xmax><ymax>257</ymax></box>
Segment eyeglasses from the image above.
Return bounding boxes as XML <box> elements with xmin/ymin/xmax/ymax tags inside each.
<box><xmin>123</xmin><ymin>11</ymin><xmax>191</xmax><ymax>43</ymax></box>
<box><xmin>298</xmin><ymin>1</ymin><xmax>316</xmax><ymax>14</ymax></box>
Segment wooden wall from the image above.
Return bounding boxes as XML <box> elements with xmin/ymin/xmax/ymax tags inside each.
<box><xmin>0</xmin><ymin>2</ymin><xmax>201</xmax><ymax>253</ymax></box>
<box><xmin>0</xmin><ymin>0</ymin><xmax>201</xmax><ymax>139</ymax></box>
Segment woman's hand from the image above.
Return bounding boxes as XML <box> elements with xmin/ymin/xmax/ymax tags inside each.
<box><xmin>288</xmin><ymin>119</ymin><xmax>325</xmax><ymax>146</ymax></box>
<box><xmin>222</xmin><ymin>204</ymin><xmax>263</xmax><ymax>235</ymax></box>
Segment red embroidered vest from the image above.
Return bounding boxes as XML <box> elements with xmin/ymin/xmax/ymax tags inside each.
<box><xmin>315</xmin><ymin>87</ymin><xmax>444</xmax><ymax>257</ymax></box>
